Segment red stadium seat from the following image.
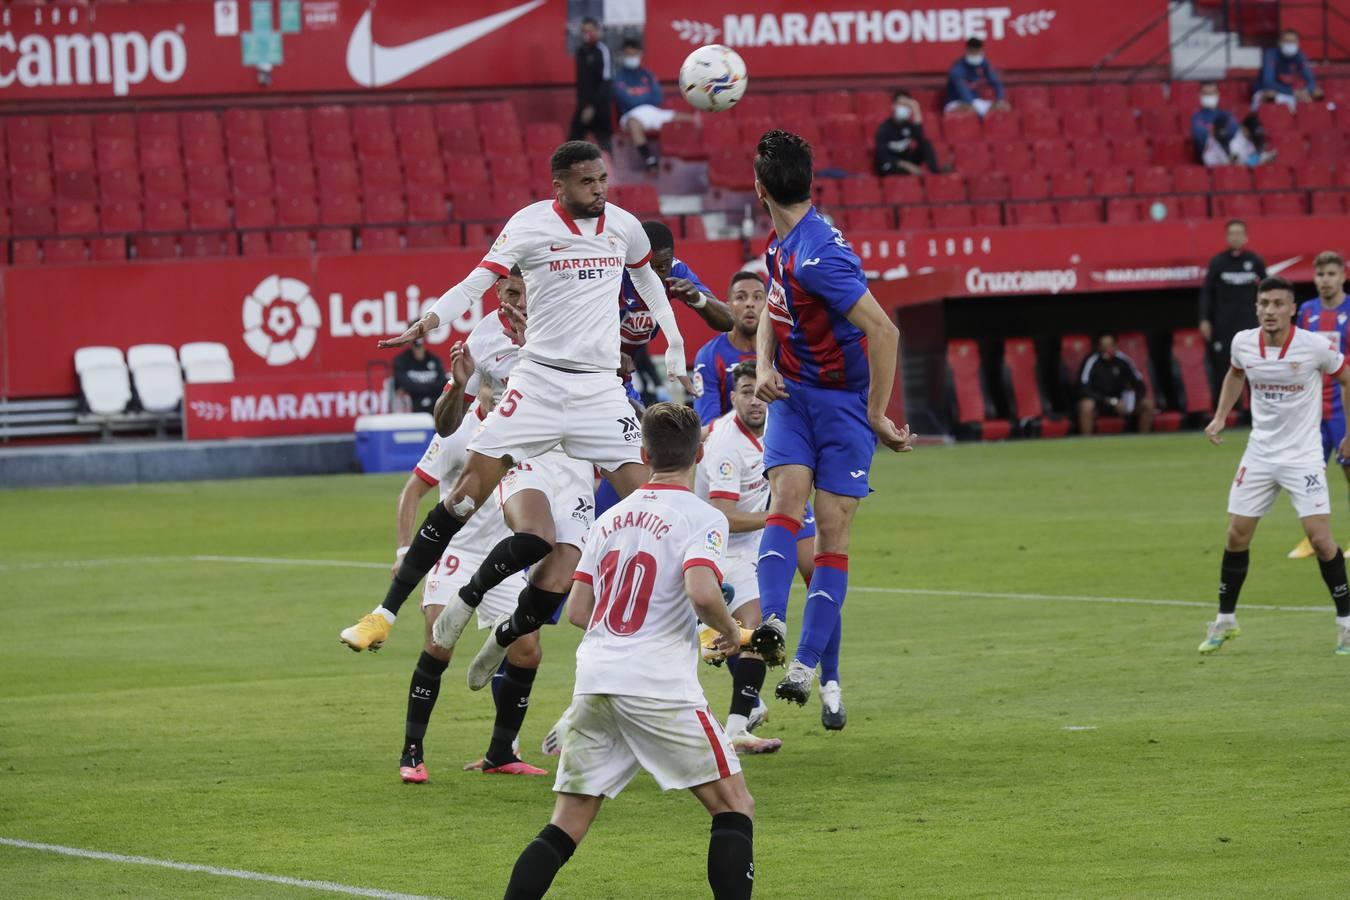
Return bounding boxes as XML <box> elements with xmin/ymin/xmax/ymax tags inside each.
<box><xmin>1140</xmin><ymin>107</ymin><xmax>1183</xmax><ymax>135</ymax></box>
<box><xmin>1295</xmin><ymin>103</ymin><xmax>1333</xmax><ymax>133</ymax></box>
<box><xmin>881</xmin><ymin>177</ymin><xmax>924</xmax><ymax>205</ymax></box>
<box><xmin>841</xmin><ymin>206</ymin><xmax>893</xmax><ymax>231</ymax></box>
<box><xmin>813</xmin><ymin>179</ymin><xmax>843</xmax><ymax>210</ymax></box>
<box><xmin>841</xmin><ymin>176</ymin><xmax>882</xmax><ymax>206</ymax></box>
<box><xmin>181</xmin><ymin>232</ymin><xmax>235</xmax><ymax>258</ymax></box>
<box><xmin>234</xmin><ymin>195</ymin><xmax>276</xmax><ymax>229</ymax></box>
<box><xmin>393</xmin><ymin>105</ymin><xmax>435</xmax><ymax>138</ymax></box>
<box><xmin>488</xmin><ymin>154</ymin><xmax>530</xmax><ymax>186</ymax></box>
<box><xmin>1071</xmin><ymin>139</ymin><xmax>1110</xmax><ymax>169</ymax></box>
<box><xmin>1115</xmin><ymin>332</ymin><xmax>1181</xmax><ymax>432</ymax></box>
<box><xmin>316</xmin><ymin>229</ymin><xmax>354</xmax><ymax>254</ymax></box>
<box><xmin>1252</xmin><ymin>165</ymin><xmax>1294</xmax><ymax>191</ymax></box>
<box><xmin>186</xmin><ymin>165</ymin><xmax>230</xmax><ymax>199</ymax></box>
<box><xmin>136</xmin><ymin>112</ymin><xmax>181</xmax><ymax>140</ymax></box>
<box><xmin>1177</xmin><ymin>195</ymin><xmax>1210</xmax><ymax>219</ymax></box>
<box><xmin>52</xmin><ymin>138</ymin><xmax>94</xmax><ymax>172</ymax></box>
<box><xmin>1060</xmin><ymin>109</ymin><xmax>1101</xmax><ymax>139</ymax></box>
<box><xmin>407</xmin><ymin>190</ymin><xmax>447</xmax><ymax>222</ymax></box>
<box><xmin>100</xmin><ymin>200</ymin><xmax>143</xmax><ymax>233</ymax></box>
<box><xmin>946</xmin><ymin>339</ymin><xmax>1012</xmax><ymax>441</ymax></box>
<box><xmin>54</xmin><ymin>170</ymin><xmax>96</xmax><ymax>203</ymax></box>
<box><xmin>363</xmin><ymin>191</ymin><xmax>407</xmax><ymax>224</ymax></box>
<box><xmin>898</xmin><ymin>206</ymin><xmax>933</xmax><ymax>230</ymax></box>
<box><xmin>1308</xmin><ymin>133</ymin><xmax>1339</xmax><ymax>164</ymax></box>
<box><xmin>1211</xmin><ymin>166</ymin><xmax>1253</xmax><ymax>192</ymax></box>
<box><xmin>95</xmin><ymin>136</ymin><xmax>135</xmax><ymax>171</ymax></box>
<box><xmin>11</xmin><ymin>240</ymin><xmax>40</xmax><ymax>265</ymax></box>
<box><xmin>99</xmin><ymin>167</ymin><xmax>140</xmax><ymax>203</ymax></box>
<box><xmin>1172</xmin><ymin>166</ymin><xmax>1211</xmax><ymax>193</ymax></box>
<box><xmin>1032</xmin><ymin>139</ymin><xmax>1073</xmax><ymax>171</ymax></box>
<box><xmin>1007</xmin><ymin>171</ymin><xmax>1049</xmax><ymax>201</ymax></box>
<box><xmin>8</xmin><ymin>115</ymin><xmax>49</xmax><ymax>141</ymax></box>
<box><xmin>138</xmin><ymin>134</ymin><xmax>181</xmax><ymax>170</ymax></box>
<box><xmin>51</xmin><ymin>115</ymin><xmax>93</xmax><ymax>142</ymax></box>
<box><xmin>270</xmin><ymin>229</ymin><xmax>312</xmax><ymax>255</ymax></box>
<box><xmin>273</xmin><ymin>160</ymin><xmax>318</xmax><ymax>195</ymax></box>
<box><xmin>1130</xmin><ymin>81</ymin><xmax>1169</xmax><ymax>108</ymax></box>
<box><xmin>189</xmin><ymin>196</ymin><xmax>232</xmax><ymax>231</ymax></box>
<box><xmin>444</xmin><ymin>154</ymin><xmax>488</xmax><ymax>184</ymax></box>
<box><xmin>1021</xmin><ymin>109</ymin><xmax>1061</xmax><ymax>140</ymax></box>
<box><xmin>953</xmin><ymin>142</ymin><xmax>993</xmax><ymax>174</ymax></box>
<box><xmin>406</xmin><ymin>225</ymin><xmax>453</xmax><ymax>249</ymax></box>
<box><xmin>1007</xmin><ymin>202</ymin><xmax>1056</xmax><ymax>226</ymax></box>
<box><xmin>1150</xmin><ymin>134</ymin><xmax>1191</xmax><ymax>167</ymax></box>
<box><xmin>183</xmin><ymin>132</ymin><xmax>226</xmax><ymax>167</ymax></box>
<box><xmin>241</xmin><ymin>232</ymin><xmax>270</xmax><ymax>257</ymax></box>
<box><xmin>134</xmin><ymin>235</ymin><xmax>178</xmax><ymax>260</ymax></box>
<box><xmin>1312</xmin><ymin>192</ymin><xmax>1346</xmax><ymax>215</ymax></box>
<box><xmin>1051</xmin><ymin>84</ymin><xmax>1092</xmax><ymax>109</ymax></box>
<box><xmin>611</xmin><ymin>184</ymin><xmax>660</xmax><ymax>215</ymax></box>
<box><xmin>265</xmin><ymin>106</ymin><xmax>307</xmax><ymax>138</ymax></box>
<box><xmin>1050</xmin><ymin>170</ymin><xmax>1092</xmax><ymax>198</ymax></box>
<box><xmin>43</xmin><ymin>238</ymin><xmax>87</xmax><ymax>264</ymax></box>
<box><xmin>940</xmin><ymin>113</ymin><xmax>981</xmax><ymax>143</ymax></box>
<box><xmin>223</xmin><ymin>108</ymin><xmax>265</xmax><ymax>137</ymax></box>
<box><xmin>1110</xmin><ymin>137</ymin><xmax>1151</xmax><ymax>167</ymax></box>
<box><xmin>1010</xmin><ymin>85</ymin><xmax>1051</xmax><ymax>109</ymax></box>
<box><xmin>1055</xmin><ymin>200</ymin><xmax>1101</xmax><ymax>224</ymax></box>
<box><xmin>1131</xmin><ymin>166</ymin><xmax>1172</xmax><ymax>194</ymax></box>
<box><xmin>1172</xmin><ymin>328</ymin><xmax>1213</xmax><ymax>415</ymax></box>
<box><xmin>317</xmin><ymin>159</ymin><xmax>359</xmax><ymax>193</ymax></box>
<box><xmin>1106</xmin><ymin>198</ymin><xmax>1141</xmax><ymax>223</ymax></box>
<box><xmin>320</xmin><ymin>193</ymin><xmax>362</xmax><ymax>226</ymax></box>
<box><xmin>1294</xmin><ymin>163</ymin><xmax>1336</xmax><ymax>189</ymax></box>
<box><xmin>357</xmin><ymin>129</ymin><xmax>399</xmax><ymax>161</ymax></box>
<box><xmin>310</xmin><ymin>105</ymin><xmax>353</xmax><ymax>137</ymax></box>
<box><xmin>93</xmin><ymin>113</ymin><xmax>134</xmax><ymax>141</ymax></box>
<box><xmin>12</xmin><ymin>204</ymin><xmax>54</xmax><ymax>235</ymax></box>
<box><xmin>144</xmin><ymin>199</ymin><xmax>187</xmax><ymax>231</ymax></box>
<box><xmin>968</xmin><ymin>173</ymin><xmax>1009</xmax><ymax>202</ymax></box>
<box><xmin>923</xmin><ymin>173</ymin><xmax>967</xmax><ymax>204</ymax></box>
<box><xmin>931</xmin><ymin>205</ymin><xmax>974</xmax><ymax>228</ymax></box>
<box><xmin>1261</xmin><ymin>192</ymin><xmax>1306</xmax><ymax>216</ymax></box>
<box><xmin>982</xmin><ymin>110</ymin><xmax>1021</xmax><ymax>140</ymax></box>
<box><xmin>1214</xmin><ymin>194</ymin><xmax>1260</xmax><ymax>218</ymax></box>
<box><xmin>233</xmin><ymin>161</ymin><xmax>273</xmax><ymax>196</ymax></box>
<box><xmin>1093</xmin><ymin>168</ymin><xmax>1131</xmax><ymax>197</ymax></box>
<box><xmin>396</xmin><ymin>127</ymin><xmax>439</xmax><ymax>161</ymax></box>
<box><xmin>1090</xmin><ymin>83</ymin><xmax>1129</xmax><ymax>109</ymax></box>
<box><xmin>269</xmin><ymin>131</ymin><xmax>312</xmax><ymax>164</ymax></box>
<box><xmin>1059</xmin><ymin>334</ymin><xmax>1092</xmax><ymax>405</ymax></box>
<box><xmin>1256</xmin><ymin>103</ymin><xmax>1295</xmax><ymax>134</ymax></box>
<box><xmin>433</xmin><ymin>102</ymin><xmax>476</xmax><ymax>134</ymax></box>
<box><xmin>851</xmin><ymin>90</ymin><xmax>892</xmax><ymax>119</ymax></box>
<box><xmin>360</xmin><ymin>157</ymin><xmax>403</xmax><ymax>192</ymax></box>
<box><xmin>360</xmin><ymin>227</ymin><xmax>402</xmax><ymax>252</ymax></box>
<box><xmin>89</xmin><ymin>236</ymin><xmax>125</xmax><ymax>262</ymax></box>
<box><xmin>277</xmin><ymin>194</ymin><xmax>319</xmax><ymax>227</ymax></box>
<box><xmin>312</xmin><ymin>131</ymin><xmax>355</xmax><ymax>162</ymax></box>
<box><xmin>1004</xmin><ymin>338</ymin><xmax>1071</xmax><ymax>438</ymax></box>
<box><xmin>404</xmin><ymin>157</ymin><xmax>446</xmax><ymax>193</ymax></box>
<box><xmin>144</xmin><ymin>166</ymin><xmax>186</xmax><ymax>200</ymax></box>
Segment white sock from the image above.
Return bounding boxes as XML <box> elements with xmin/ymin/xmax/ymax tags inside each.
<box><xmin>374</xmin><ymin>607</ymin><xmax>396</xmax><ymax>625</ymax></box>
<box><xmin>1336</xmin><ymin>616</ymin><xmax>1350</xmax><ymax>628</ymax></box>
<box><xmin>725</xmin><ymin>713</ymin><xmax>748</xmax><ymax>739</ymax></box>
<box><xmin>1216</xmin><ymin>613</ymin><xmax>1237</xmax><ymax>625</ymax></box>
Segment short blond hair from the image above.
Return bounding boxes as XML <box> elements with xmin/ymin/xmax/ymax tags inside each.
<box><xmin>642</xmin><ymin>402</ymin><xmax>702</xmax><ymax>471</ymax></box>
<box><xmin>1314</xmin><ymin>251</ymin><xmax>1344</xmax><ymax>270</ymax></box>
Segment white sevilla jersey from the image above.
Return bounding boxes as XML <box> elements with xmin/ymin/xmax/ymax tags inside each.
<box><xmin>480</xmin><ymin>199</ymin><xmax>652</xmax><ymax>374</ymax></box>
<box><xmin>572</xmin><ymin>484</ymin><xmax>729</xmax><ymax>704</ymax></box>
<box><xmin>695</xmin><ymin>411</ymin><xmax>769</xmax><ymax>557</ymax></box>
<box><xmin>1231</xmin><ymin>326</ymin><xmax>1346</xmax><ymax>467</ymax></box>
<box><xmin>412</xmin><ymin>410</ymin><xmax>511</xmax><ymax>553</ymax></box>
<box><xmin>465</xmin><ymin>310</ymin><xmax>521</xmax><ymax>397</ymax></box>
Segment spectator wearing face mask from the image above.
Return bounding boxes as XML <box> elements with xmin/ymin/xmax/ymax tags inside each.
<box><xmin>1191</xmin><ymin>82</ymin><xmax>1275</xmax><ymax>168</ymax></box>
<box><xmin>943</xmin><ymin>37</ymin><xmax>1010</xmax><ymax>117</ymax></box>
<box><xmin>1253</xmin><ymin>28</ymin><xmax>1322</xmax><ymax>110</ymax></box>
<box><xmin>875</xmin><ymin>89</ymin><xmax>943</xmax><ymax>176</ymax></box>
<box><xmin>613</xmin><ymin>37</ymin><xmax>689</xmax><ymax>172</ymax></box>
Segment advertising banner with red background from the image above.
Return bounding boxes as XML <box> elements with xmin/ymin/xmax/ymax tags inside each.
<box><xmin>648</xmin><ymin>1</ymin><xmax>1169</xmax><ymax>81</ymax></box>
<box><xmin>183</xmin><ymin>372</ymin><xmax>386</xmax><ymax>439</ymax></box>
<box><xmin>0</xmin><ymin>0</ymin><xmax>570</xmax><ymax>100</ymax></box>
<box><xmin>0</xmin><ymin>240</ymin><xmax>748</xmax><ymax>399</ymax></box>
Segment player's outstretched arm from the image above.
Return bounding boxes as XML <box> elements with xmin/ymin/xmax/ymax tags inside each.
<box><xmin>687</xmin><ymin>566</ymin><xmax>741</xmax><ymax>656</ymax></box>
<box><xmin>377</xmin><ymin>265</ymin><xmax>499</xmax><ymax>349</ymax></box>
<box><xmin>629</xmin><ymin>262</ymin><xmax>698</xmax><ymax>396</ymax></box>
<box><xmin>709</xmin><ymin>497</ymin><xmax>768</xmax><ymax>535</ymax></box>
<box><xmin>566</xmin><ymin>580</ymin><xmax>596</xmax><ymax>629</ymax></box>
<box><xmin>666</xmin><ymin>276</ymin><xmax>734</xmax><ymax>332</ymax></box>
<box><xmin>845</xmin><ymin>291</ymin><xmax>913</xmax><ymax>453</ymax></box>
<box><xmin>1205</xmin><ymin>367</ymin><xmax>1247</xmax><ymax>445</ymax></box>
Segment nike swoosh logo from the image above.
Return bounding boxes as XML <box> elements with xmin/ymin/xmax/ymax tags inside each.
<box><xmin>550</xmin><ymin>243</ymin><xmax>572</xmax><ymax>252</ymax></box>
<box><xmin>346</xmin><ymin>0</ymin><xmax>546</xmax><ymax>88</ymax></box>
<box><xmin>1266</xmin><ymin>255</ymin><xmax>1302</xmax><ymax>276</ymax></box>
<box><xmin>494</xmin><ymin>353</ymin><xmax>511</xmax><ymax>362</ymax></box>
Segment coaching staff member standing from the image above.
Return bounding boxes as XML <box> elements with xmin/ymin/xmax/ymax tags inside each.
<box><xmin>1200</xmin><ymin>219</ymin><xmax>1267</xmax><ymax>391</ymax></box>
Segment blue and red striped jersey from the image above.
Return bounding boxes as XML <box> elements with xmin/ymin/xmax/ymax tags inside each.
<box><xmin>1298</xmin><ymin>295</ymin><xmax>1350</xmax><ymax>420</ymax></box>
<box><xmin>692</xmin><ymin>333</ymin><xmax>754</xmax><ymax>424</ymax></box>
<box><xmin>764</xmin><ymin>207</ymin><xmax>870</xmax><ymax>392</ymax></box>
<box><xmin>618</xmin><ymin>256</ymin><xmax>711</xmax><ymax>350</ymax></box>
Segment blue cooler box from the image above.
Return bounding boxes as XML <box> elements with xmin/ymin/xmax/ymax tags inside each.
<box><xmin>354</xmin><ymin>413</ymin><xmax>437</xmax><ymax>474</ymax></box>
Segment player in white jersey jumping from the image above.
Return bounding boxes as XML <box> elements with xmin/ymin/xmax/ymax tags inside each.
<box><xmin>363</xmin><ymin>141</ymin><xmax>695</xmax><ymax>677</ymax></box>
<box><xmin>500</xmin><ymin>404</ymin><xmax>755</xmax><ymax>900</ymax></box>
<box><xmin>695</xmin><ymin>361</ymin><xmax>784</xmax><ymax>753</ymax></box>
<box><xmin>1202</xmin><ymin>276</ymin><xmax>1350</xmax><ymax>655</ymax></box>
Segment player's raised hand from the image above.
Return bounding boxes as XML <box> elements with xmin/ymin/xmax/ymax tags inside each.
<box><xmin>872</xmin><ymin>416</ymin><xmax>914</xmax><ymax>452</ymax></box>
<box><xmin>618</xmin><ymin>352</ymin><xmax>637</xmax><ymax>380</ymax></box>
<box><xmin>756</xmin><ymin>367</ymin><xmax>789</xmax><ymax>403</ymax></box>
<box><xmin>449</xmin><ymin>341</ymin><xmax>474</xmax><ymax>386</ymax></box>
<box><xmin>664</xmin><ymin>346</ymin><xmax>701</xmax><ymax>397</ymax></box>
<box><xmin>377</xmin><ymin>313</ymin><xmax>440</xmax><ymax>349</ymax></box>
<box><xmin>1204</xmin><ymin>417</ymin><xmax>1225</xmax><ymax>445</ymax></box>
<box><xmin>500</xmin><ymin>302</ymin><xmax>527</xmax><ymax>344</ymax></box>
<box><xmin>665</xmin><ymin>277</ymin><xmax>703</xmax><ymax>305</ymax></box>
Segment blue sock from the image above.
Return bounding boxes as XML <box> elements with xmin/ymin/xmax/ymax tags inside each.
<box><xmin>489</xmin><ymin>659</ymin><xmax>507</xmax><ymax>704</ymax></box>
<box><xmin>757</xmin><ymin>515</ymin><xmax>801</xmax><ymax>622</ymax></box>
<box><xmin>819</xmin><ymin>615</ymin><xmax>842</xmax><ymax>684</ymax></box>
<box><xmin>796</xmin><ymin>555</ymin><xmax>848</xmax><ymax>669</ymax></box>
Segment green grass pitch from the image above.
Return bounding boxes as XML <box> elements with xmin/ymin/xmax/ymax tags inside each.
<box><xmin>3</xmin><ymin>433</ymin><xmax>1348</xmax><ymax>898</ymax></box>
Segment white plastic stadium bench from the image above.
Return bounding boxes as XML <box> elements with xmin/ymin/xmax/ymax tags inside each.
<box><xmin>179</xmin><ymin>342</ymin><xmax>235</xmax><ymax>384</ymax></box>
<box><xmin>127</xmin><ymin>344</ymin><xmax>186</xmax><ymax>436</ymax></box>
<box><xmin>73</xmin><ymin>346</ymin><xmax>134</xmax><ymax>438</ymax></box>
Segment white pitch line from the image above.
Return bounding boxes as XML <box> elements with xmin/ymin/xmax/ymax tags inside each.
<box><xmin>0</xmin><ymin>837</ymin><xmax>443</xmax><ymax>900</ymax></box>
<box><xmin>2</xmin><ymin>554</ymin><xmax>1333</xmax><ymax>614</ymax></box>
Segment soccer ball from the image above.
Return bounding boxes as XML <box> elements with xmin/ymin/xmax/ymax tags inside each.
<box><xmin>679</xmin><ymin>45</ymin><xmax>748</xmax><ymax>113</ymax></box>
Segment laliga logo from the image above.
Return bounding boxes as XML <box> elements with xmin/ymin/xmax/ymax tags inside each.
<box><xmin>242</xmin><ymin>275</ymin><xmax>320</xmax><ymax>366</ymax></box>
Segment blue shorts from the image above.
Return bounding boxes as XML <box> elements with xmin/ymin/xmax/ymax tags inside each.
<box><xmin>763</xmin><ymin>379</ymin><xmax>876</xmax><ymax>498</ymax></box>
<box><xmin>1323</xmin><ymin>418</ymin><xmax>1348</xmax><ymax>466</ymax></box>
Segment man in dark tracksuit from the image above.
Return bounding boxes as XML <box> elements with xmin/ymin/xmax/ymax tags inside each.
<box><xmin>568</xmin><ymin>17</ymin><xmax>612</xmax><ymax>152</ymax></box>
<box><xmin>1200</xmin><ymin>219</ymin><xmax>1267</xmax><ymax>392</ymax></box>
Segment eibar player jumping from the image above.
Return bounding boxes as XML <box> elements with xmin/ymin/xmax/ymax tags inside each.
<box><xmin>369</xmin><ymin>141</ymin><xmax>696</xmax><ymax>679</ymax></box>
<box><xmin>747</xmin><ymin>130</ymin><xmax>914</xmax><ymax>705</ymax></box>
<box><xmin>1202</xmin><ymin>276</ymin><xmax>1350</xmax><ymax>656</ymax></box>
<box><xmin>1289</xmin><ymin>251</ymin><xmax>1350</xmax><ymax>559</ymax></box>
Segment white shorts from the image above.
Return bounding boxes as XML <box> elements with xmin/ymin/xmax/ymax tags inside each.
<box><xmin>619</xmin><ymin>104</ymin><xmax>676</xmax><ymax>132</ymax></box>
<box><xmin>1227</xmin><ymin>457</ymin><xmax>1331</xmax><ymax>519</ymax></box>
<box><xmin>468</xmin><ymin>360</ymin><xmax>643</xmax><ymax>472</ymax></box>
<box><xmin>498</xmin><ymin>449</ymin><xmax>596</xmax><ymax>549</ymax></box>
<box><xmin>721</xmin><ymin>554</ymin><xmax>759</xmax><ymax>616</ymax></box>
<box><xmin>422</xmin><ymin>549</ymin><xmax>529</xmax><ymax>630</ymax></box>
<box><xmin>554</xmin><ymin>693</ymin><xmax>741</xmax><ymax>798</ymax></box>
<box><xmin>943</xmin><ymin>97</ymin><xmax>993</xmax><ymax>117</ymax></box>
